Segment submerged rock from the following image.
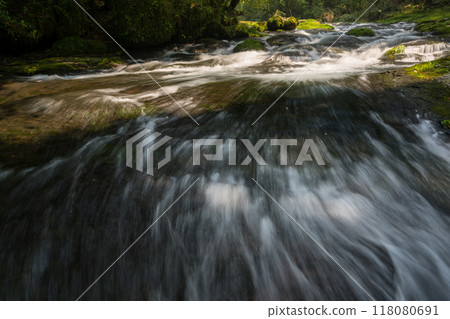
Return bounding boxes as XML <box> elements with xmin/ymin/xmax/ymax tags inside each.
<box><xmin>266</xmin><ymin>34</ymin><xmax>310</xmax><ymax>46</ymax></box>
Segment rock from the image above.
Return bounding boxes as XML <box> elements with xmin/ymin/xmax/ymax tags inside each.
<box><xmin>266</xmin><ymin>34</ymin><xmax>310</xmax><ymax>46</ymax></box>
<box><xmin>347</xmin><ymin>28</ymin><xmax>376</xmax><ymax>37</ymax></box>
<box><xmin>267</xmin><ymin>11</ymin><xmax>298</xmax><ymax>31</ymax></box>
<box><xmin>296</xmin><ymin>19</ymin><xmax>334</xmax><ymax>30</ymax></box>
<box><xmin>233</xmin><ymin>39</ymin><xmax>265</xmax><ymax>53</ymax></box>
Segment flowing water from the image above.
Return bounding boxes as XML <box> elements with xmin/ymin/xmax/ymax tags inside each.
<box><xmin>0</xmin><ymin>23</ymin><xmax>449</xmax><ymax>300</ymax></box>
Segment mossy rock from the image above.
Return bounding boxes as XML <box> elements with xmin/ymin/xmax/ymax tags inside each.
<box><xmin>405</xmin><ymin>56</ymin><xmax>450</xmax><ymax>79</ymax></box>
<box><xmin>296</xmin><ymin>19</ymin><xmax>334</xmax><ymax>30</ymax></box>
<box><xmin>0</xmin><ymin>57</ymin><xmax>123</xmax><ymax>75</ymax></box>
<box><xmin>382</xmin><ymin>45</ymin><xmax>406</xmax><ymax>61</ymax></box>
<box><xmin>284</xmin><ymin>17</ymin><xmax>298</xmax><ymax>31</ymax></box>
<box><xmin>267</xmin><ymin>15</ymin><xmax>285</xmax><ymax>31</ymax></box>
<box><xmin>233</xmin><ymin>39</ymin><xmax>264</xmax><ymax>53</ymax></box>
<box><xmin>347</xmin><ymin>28</ymin><xmax>375</xmax><ymax>37</ymax></box>
<box><xmin>384</xmin><ymin>45</ymin><xmax>406</xmax><ymax>56</ymax></box>
<box><xmin>267</xmin><ymin>11</ymin><xmax>298</xmax><ymax>31</ymax></box>
<box><xmin>232</xmin><ymin>21</ymin><xmax>268</xmax><ymax>38</ymax></box>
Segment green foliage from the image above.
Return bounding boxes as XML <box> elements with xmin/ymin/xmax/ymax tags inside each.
<box><xmin>378</xmin><ymin>6</ymin><xmax>450</xmax><ymax>36</ymax></box>
<box><xmin>233</xmin><ymin>39</ymin><xmax>264</xmax><ymax>52</ymax></box>
<box><xmin>238</xmin><ymin>0</ymin><xmax>448</xmax><ymax>24</ymax></box>
<box><xmin>0</xmin><ymin>0</ymin><xmax>243</xmax><ymax>53</ymax></box>
<box><xmin>0</xmin><ymin>0</ymin><xmax>92</xmax><ymax>53</ymax></box>
<box><xmin>405</xmin><ymin>56</ymin><xmax>450</xmax><ymax>79</ymax></box>
<box><xmin>296</xmin><ymin>19</ymin><xmax>333</xmax><ymax>30</ymax></box>
<box><xmin>50</xmin><ymin>36</ymin><xmax>108</xmax><ymax>56</ymax></box>
<box><xmin>347</xmin><ymin>27</ymin><xmax>375</xmax><ymax>37</ymax></box>
<box><xmin>50</xmin><ymin>36</ymin><xmax>88</xmax><ymax>56</ymax></box>
<box><xmin>441</xmin><ymin>119</ymin><xmax>450</xmax><ymax>129</ymax></box>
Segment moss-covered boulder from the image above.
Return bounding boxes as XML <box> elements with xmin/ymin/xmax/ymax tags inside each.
<box><xmin>347</xmin><ymin>28</ymin><xmax>375</xmax><ymax>37</ymax></box>
<box><xmin>267</xmin><ymin>14</ymin><xmax>285</xmax><ymax>31</ymax></box>
<box><xmin>382</xmin><ymin>45</ymin><xmax>407</xmax><ymax>61</ymax></box>
<box><xmin>284</xmin><ymin>17</ymin><xmax>298</xmax><ymax>31</ymax></box>
<box><xmin>296</xmin><ymin>19</ymin><xmax>334</xmax><ymax>30</ymax></box>
<box><xmin>267</xmin><ymin>11</ymin><xmax>298</xmax><ymax>31</ymax></box>
<box><xmin>233</xmin><ymin>39</ymin><xmax>264</xmax><ymax>52</ymax></box>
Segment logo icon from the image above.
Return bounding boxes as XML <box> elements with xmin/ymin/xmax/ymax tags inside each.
<box><xmin>126</xmin><ymin>129</ymin><xmax>172</xmax><ymax>176</ymax></box>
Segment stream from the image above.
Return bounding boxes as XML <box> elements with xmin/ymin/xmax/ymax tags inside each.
<box><xmin>0</xmin><ymin>22</ymin><xmax>449</xmax><ymax>300</ymax></box>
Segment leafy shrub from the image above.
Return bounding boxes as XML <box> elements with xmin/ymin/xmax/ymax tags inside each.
<box><xmin>441</xmin><ymin>119</ymin><xmax>450</xmax><ymax>129</ymax></box>
<box><xmin>441</xmin><ymin>120</ymin><xmax>450</xmax><ymax>129</ymax></box>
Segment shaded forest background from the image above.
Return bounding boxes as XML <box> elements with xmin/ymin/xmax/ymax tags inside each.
<box><xmin>0</xmin><ymin>0</ymin><xmax>447</xmax><ymax>55</ymax></box>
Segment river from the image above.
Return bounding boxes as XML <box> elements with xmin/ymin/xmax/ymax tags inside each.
<box><xmin>0</xmin><ymin>22</ymin><xmax>449</xmax><ymax>300</ymax></box>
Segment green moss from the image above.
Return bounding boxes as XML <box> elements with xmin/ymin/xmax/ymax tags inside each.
<box><xmin>441</xmin><ymin>119</ymin><xmax>450</xmax><ymax>129</ymax></box>
<box><xmin>233</xmin><ymin>22</ymin><xmax>268</xmax><ymax>38</ymax></box>
<box><xmin>296</xmin><ymin>19</ymin><xmax>334</xmax><ymax>30</ymax></box>
<box><xmin>405</xmin><ymin>57</ymin><xmax>450</xmax><ymax>79</ymax></box>
<box><xmin>239</xmin><ymin>21</ymin><xmax>267</xmax><ymax>32</ymax></box>
<box><xmin>347</xmin><ymin>27</ymin><xmax>375</xmax><ymax>37</ymax></box>
<box><xmin>267</xmin><ymin>11</ymin><xmax>298</xmax><ymax>31</ymax></box>
<box><xmin>383</xmin><ymin>45</ymin><xmax>406</xmax><ymax>60</ymax></box>
<box><xmin>1</xmin><ymin>56</ymin><xmax>123</xmax><ymax>75</ymax></box>
<box><xmin>378</xmin><ymin>7</ymin><xmax>450</xmax><ymax>36</ymax></box>
<box><xmin>383</xmin><ymin>45</ymin><xmax>406</xmax><ymax>59</ymax></box>
<box><xmin>267</xmin><ymin>15</ymin><xmax>284</xmax><ymax>31</ymax></box>
<box><xmin>284</xmin><ymin>17</ymin><xmax>298</xmax><ymax>31</ymax></box>
<box><xmin>234</xmin><ymin>39</ymin><xmax>264</xmax><ymax>52</ymax></box>
<box><xmin>416</xmin><ymin>20</ymin><xmax>450</xmax><ymax>36</ymax></box>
